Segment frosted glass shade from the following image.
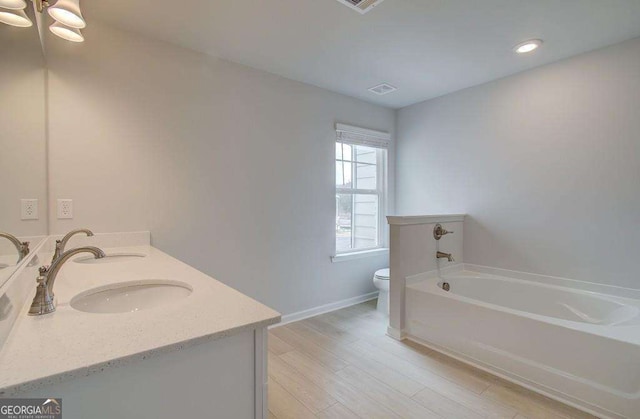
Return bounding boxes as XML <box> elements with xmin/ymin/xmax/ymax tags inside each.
<box><xmin>0</xmin><ymin>7</ymin><xmax>32</xmax><ymax>27</ymax></box>
<box><xmin>0</xmin><ymin>0</ymin><xmax>26</xmax><ymax>10</ymax></box>
<box><xmin>48</xmin><ymin>0</ymin><xmax>85</xmax><ymax>28</ymax></box>
<box><xmin>50</xmin><ymin>21</ymin><xmax>84</xmax><ymax>42</ymax></box>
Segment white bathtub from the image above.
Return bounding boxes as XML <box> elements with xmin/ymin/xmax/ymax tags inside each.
<box><xmin>405</xmin><ymin>269</ymin><xmax>640</xmax><ymax>419</ymax></box>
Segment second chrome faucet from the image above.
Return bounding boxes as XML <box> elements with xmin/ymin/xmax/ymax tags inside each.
<box><xmin>0</xmin><ymin>232</ymin><xmax>30</xmax><ymax>263</ymax></box>
<box><xmin>52</xmin><ymin>228</ymin><xmax>94</xmax><ymax>262</ymax></box>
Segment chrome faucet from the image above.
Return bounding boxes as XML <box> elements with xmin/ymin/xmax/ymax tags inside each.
<box><xmin>52</xmin><ymin>228</ymin><xmax>94</xmax><ymax>262</ymax></box>
<box><xmin>0</xmin><ymin>232</ymin><xmax>30</xmax><ymax>263</ymax></box>
<box><xmin>28</xmin><ymin>246</ymin><xmax>105</xmax><ymax>316</ymax></box>
<box><xmin>436</xmin><ymin>251</ymin><xmax>455</xmax><ymax>262</ymax></box>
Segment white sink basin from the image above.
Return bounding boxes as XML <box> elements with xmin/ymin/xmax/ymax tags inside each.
<box><xmin>70</xmin><ymin>280</ymin><xmax>192</xmax><ymax>314</ymax></box>
<box><xmin>74</xmin><ymin>253</ymin><xmax>146</xmax><ymax>264</ymax></box>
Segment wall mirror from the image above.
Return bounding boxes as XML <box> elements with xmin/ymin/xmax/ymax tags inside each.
<box><xmin>0</xmin><ymin>8</ymin><xmax>48</xmax><ymax>287</ymax></box>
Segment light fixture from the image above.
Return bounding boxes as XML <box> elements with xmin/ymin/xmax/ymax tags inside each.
<box><xmin>49</xmin><ymin>20</ymin><xmax>83</xmax><ymax>42</ymax></box>
<box><xmin>0</xmin><ymin>0</ymin><xmax>87</xmax><ymax>41</ymax></box>
<box><xmin>47</xmin><ymin>0</ymin><xmax>84</xmax><ymax>28</ymax></box>
<box><xmin>0</xmin><ymin>0</ymin><xmax>26</xmax><ymax>10</ymax></box>
<box><xmin>0</xmin><ymin>7</ymin><xmax>32</xmax><ymax>27</ymax></box>
<box><xmin>514</xmin><ymin>39</ymin><xmax>543</xmax><ymax>54</ymax></box>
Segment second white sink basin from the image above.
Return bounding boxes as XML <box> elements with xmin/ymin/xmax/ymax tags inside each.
<box><xmin>70</xmin><ymin>280</ymin><xmax>192</xmax><ymax>314</ymax></box>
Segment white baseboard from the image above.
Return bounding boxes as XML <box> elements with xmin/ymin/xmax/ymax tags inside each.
<box><xmin>272</xmin><ymin>291</ymin><xmax>379</xmax><ymax>328</ymax></box>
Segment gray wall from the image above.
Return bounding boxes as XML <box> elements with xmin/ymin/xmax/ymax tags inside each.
<box><xmin>396</xmin><ymin>37</ymin><xmax>640</xmax><ymax>289</ymax></box>
<box><xmin>0</xmin><ymin>24</ymin><xmax>47</xmax><ymax>237</ymax></box>
<box><xmin>47</xmin><ymin>21</ymin><xmax>394</xmax><ymax>315</ymax></box>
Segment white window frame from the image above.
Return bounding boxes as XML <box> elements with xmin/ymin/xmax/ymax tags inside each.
<box><xmin>333</xmin><ymin>124</ymin><xmax>389</xmax><ymax>259</ymax></box>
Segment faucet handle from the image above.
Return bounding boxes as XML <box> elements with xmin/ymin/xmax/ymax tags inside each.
<box><xmin>29</xmin><ymin>268</ymin><xmax>55</xmax><ymax>316</ymax></box>
<box><xmin>433</xmin><ymin>224</ymin><xmax>454</xmax><ymax>240</ymax></box>
<box><xmin>18</xmin><ymin>241</ymin><xmax>30</xmax><ymax>261</ymax></box>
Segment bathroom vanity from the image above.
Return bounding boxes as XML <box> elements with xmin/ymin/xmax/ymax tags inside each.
<box><xmin>0</xmin><ymin>233</ymin><xmax>280</xmax><ymax>419</ymax></box>
<box><xmin>0</xmin><ymin>15</ymin><xmax>283</xmax><ymax>419</ymax></box>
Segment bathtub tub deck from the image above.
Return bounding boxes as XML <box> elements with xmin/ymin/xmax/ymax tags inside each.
<box><xmin>405</xmin><ymin>269</ymin><xmax>640</xmax><ymax>419</ymax></box>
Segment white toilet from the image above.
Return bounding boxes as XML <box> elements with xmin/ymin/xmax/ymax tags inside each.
<box><xmin>372</xmin><ymin>268</ymin><xmax>390</xmax><ymax>314</ymax></box>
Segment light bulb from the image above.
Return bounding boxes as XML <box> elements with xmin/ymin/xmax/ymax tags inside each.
<box><xmin>50</xmin><ymin>21</ymin><xmax>84</xmax><ymax>42</ymax></box>
<box><xmin>514</xmin><ymin>39</ymin><xmax>543</xmax><ymax>54</ymax></box>
<box><xmin>0</xmin><ymin>7</ymin><xmax>32</xmax><ymax>27</ymax></box>
<box><xmin>0</xmin><ymin>0</ymin><xmax>26</xmax><ymax>10</ymax></box>
<box><xmin>48</xmin><ymin>0</ymin><xmax>85</xmax><ymax>28</ymax></box>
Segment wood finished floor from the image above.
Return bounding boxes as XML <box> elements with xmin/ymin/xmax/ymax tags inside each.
<box><xmin>267</xmin><ymin>300</ymin><xmax>598</xmax><ymax>419</ymax></box>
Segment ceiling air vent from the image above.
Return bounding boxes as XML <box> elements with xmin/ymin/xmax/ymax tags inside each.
<box><xmin>335</xmin><ymin>0</ymin><xmax>385</xmax><ymax>14</ymax></box>
<box><xmin>368</xmin><ymin>83</ymin><xmax>397</xmax><ymax>95</ymax></box>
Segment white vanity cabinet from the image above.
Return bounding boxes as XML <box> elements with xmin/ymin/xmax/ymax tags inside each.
<box><xmin>0</xmin><ymin>234</ymin><xmax>279</xmax><ymax>419</ymax></box>
<box><xmin>17</xmin><ymin>328</ymin><xmax>269</xmax><ymax>419</ymax></box>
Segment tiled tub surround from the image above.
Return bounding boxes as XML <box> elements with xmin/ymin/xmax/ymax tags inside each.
<box><xmin>0</xmin><ymin>232</ymin><xmax>280</xmax><ymax>418</ymax></box>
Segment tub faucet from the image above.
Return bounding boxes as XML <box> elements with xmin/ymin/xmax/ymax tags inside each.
<box><xmin>0</xmin><ymin>232</ymin><xmax>30</xmax><ymax>263</ymax></box>
<box><xmin>28</xmin><ymin>246</ymin><xmax>105</xmax><ymax>316</ymax></box>
<box><xmin>436</xmin><ymin>251</ymin><xmax>455</xmax><ymax>262</ymax></box>
<box><xmin>52</xmin><ymin>228</ymin><xmax>94</xmax><ymax>262</ymax></box>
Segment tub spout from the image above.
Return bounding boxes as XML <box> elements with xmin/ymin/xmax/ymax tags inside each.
<box><xmin>436</xmin><ymin>251</ymin><xmax>454</xmax><ymax>262</ymax></box>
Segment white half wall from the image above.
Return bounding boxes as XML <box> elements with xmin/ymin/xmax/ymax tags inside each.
<box><xmin>396</xmin><ymin>37</ymin><xmax>640</xmax><ymax>289</ymax></box>
<box><xmin>46</xmin><ymin>21</ymin><xmax>395</xmax><ymax>315</ymax></box>
<box><xmin>387</xmin><ymin>215</ymin><xmax>464</xmax><ymax>335</ymax></box>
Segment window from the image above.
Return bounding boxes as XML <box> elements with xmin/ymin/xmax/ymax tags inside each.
<box><xmin>335</xmin><ymin>124</ymin><xmax>388</xmax><ymax>255</ymax></box>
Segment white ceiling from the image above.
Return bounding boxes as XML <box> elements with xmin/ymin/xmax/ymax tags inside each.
<box><xmin>85</xmin><ymin>0</ymin><xmax>640</xmax><ymax>109</ymax></box>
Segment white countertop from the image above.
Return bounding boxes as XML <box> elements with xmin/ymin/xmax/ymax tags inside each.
<box><xmin>0</xmin><ymin>245</ymin><xmax>280</xmax><ymax>396</ymax></box>
<box><xmin>0</xmin><ymin>255</ymin><xmax>18</xmax><ymax>267</ymax></box>
<box><xmin>0</xmin><ymin>255</ymin><xmax>18</xmax><ymax>288</ymax></box>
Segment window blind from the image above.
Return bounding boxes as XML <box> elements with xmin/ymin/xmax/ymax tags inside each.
<box><xmin>336</xmin><ymin>123</ymin><xmax>390</xmax><ymax>149</ymax></box>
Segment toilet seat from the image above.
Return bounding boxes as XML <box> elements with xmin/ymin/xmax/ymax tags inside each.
<box><xmin>372</xmin><ymin>268</ymin><xmax>390</xmax><ymax>315</ymax></box>
<box><xmin>374</xmin><ymin>268</ymin><xmax>389</xmax><ymax>280</ymax></box>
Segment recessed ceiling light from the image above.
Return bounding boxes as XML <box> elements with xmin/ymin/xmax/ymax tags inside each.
<box><xmin>368</xmin><ymin>83</ymin><xmax>397</xmax><ymax>95</ymax></box>
<box><xmin>514</xmin><ymin>39</ymin><xmax>543</xmax><ymax>54</ymax></box>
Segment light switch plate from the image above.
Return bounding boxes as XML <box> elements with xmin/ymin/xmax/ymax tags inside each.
<box><xmin>57</xmin><ymin>199</ymin><xmax>73</xmax><ymax>219</ymax></box>
<box><xmin>21</xmin><ymin>199</ymin><xmax>38</xmax><ymax>220</ymax></box>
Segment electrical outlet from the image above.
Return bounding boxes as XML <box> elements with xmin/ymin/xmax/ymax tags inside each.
<box><xmin>57</xmin><ymin>199</ymin><xmax>73</xmax><ymax>219</ymax></box>
<box><xmin>21</xmin><ymin>199</ymin><xmax>38</xmax><ymax>220</ymax></box>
